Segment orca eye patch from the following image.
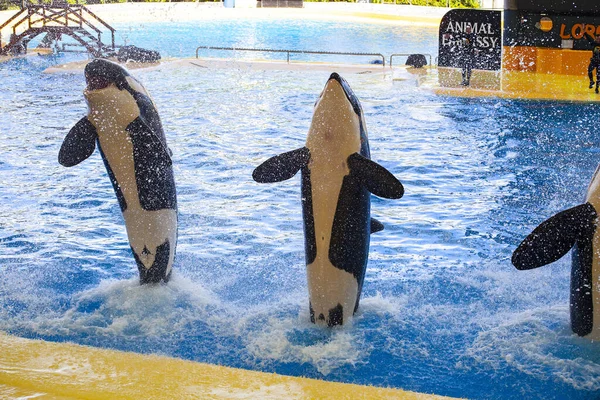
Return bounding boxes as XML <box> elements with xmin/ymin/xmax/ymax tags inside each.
<box><xmin>86</xmin><ymin>76</ymin><xmax>112</xmax><ymax>91</ymax></box>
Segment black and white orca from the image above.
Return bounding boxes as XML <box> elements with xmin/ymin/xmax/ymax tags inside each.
<box><xmin>512</xmin><ymin>165</ymin><xmax>600</xmax><ymax>339</ymax></box>
<box><xmin>59</xmin><ymin>59</ymin><xmax>177</xmax><ymax>285</ymax></box>
<box><xmin>253</xmin><ymin>73</ymin><xmax>404</xmax><ymax>327</ymax></box>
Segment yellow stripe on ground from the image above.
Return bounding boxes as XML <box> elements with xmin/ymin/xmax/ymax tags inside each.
<box><xmin>0</xmin><ymin>332</ymin><xmax>456</xmax><ymax>400</ymax></box>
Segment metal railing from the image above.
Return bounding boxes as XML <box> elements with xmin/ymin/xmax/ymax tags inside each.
<box><xmin>390</xmin><ymin>53</ymin><xmax>433</xmax><ymax>68</ymax></box>
<box><xmin>195</xmin><ymin>46</ymin><xmax>386</xmax><ymax>67</ymax></box>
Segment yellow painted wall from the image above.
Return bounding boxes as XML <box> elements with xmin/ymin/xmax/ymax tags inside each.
<box><xmin>503</xmin><ymin>46</ymin><xmax>591</xmax><ymax>76</ymax></box>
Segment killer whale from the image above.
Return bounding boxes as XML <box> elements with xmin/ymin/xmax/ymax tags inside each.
<box><xmin>59</xmin><ymin>59</ymin><xmax>177</xmax><ymax>284</ymax></box>
<box><xmin>512</xmin><ymin>164</ymin><xmax>600</xmax><ymax>339</ymax></box>
<box><xmin>253</xmin><ymin>73</ymin><xmax>404</xmax><ymax>327</ymax></box>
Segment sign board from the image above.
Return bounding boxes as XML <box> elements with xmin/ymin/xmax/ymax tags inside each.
<box><xmin>504</xmin><ymin>11</ymin><xmax>600</xmax><ymax>50</ymax></box>
<box><xmin>438</xmin><ymin>9</ymin><xmax>502</xmax><ymax>71</ymax></box>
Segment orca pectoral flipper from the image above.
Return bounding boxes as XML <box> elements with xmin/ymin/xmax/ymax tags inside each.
<box><xmin>253</xmin><ymin>147</ymin><xmax>310</xmax><ymax>183</ymax></box>
<box><xmin>371</xmin><ymin>218</ymin><xmax>384</xmax><ymax>233</ymax></box>
<box><xmin>347</xmin><ymin>153</ymin><xmax>404</xmax><ymax>199</ymax></box>
<box><xmin>512</xmin><ymin>203</ymin><xmax>597</xmax><ymax>270</ymax></box>
<box><xmin>59</xmin><ymin>117</ymin><xmax>98</xmax><ymax>167</ymax></box>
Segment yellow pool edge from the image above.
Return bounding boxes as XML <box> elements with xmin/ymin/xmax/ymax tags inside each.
<box><xmin>423</xmin><ymin>67</ymin><xmax>600</xmax><ymax>103</ymax></box>
<box><xmin>0</xmin><ymin>332</ymin><xmax>458</xmax><ymax>400</ymax></box>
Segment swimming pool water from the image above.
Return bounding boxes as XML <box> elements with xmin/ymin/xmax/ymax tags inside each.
<box><xmin>1</xmin><ymin>18</ymin><xmax>600</xmax><ymax>400</ymax></box>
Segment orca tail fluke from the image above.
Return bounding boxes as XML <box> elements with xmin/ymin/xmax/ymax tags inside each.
<box><xmin>133</xmin><ymin>241</ymin><xmax>172</xmax><ymax>285</ymax></box>
<box><xmin>327</xmin><ymin>304</ymin><xmax>344</xmax><ymax>327</ymax></box>
<box><xmin>309</xmin><ymin>302</ymin><xmax>345</xmax><ymax>327</ymax></box>
<box><xmin>512</xmin><ymin>203</ymin><xmax>597</xmax><ymax>270</ymax></box>
<box><xmin>252</xmin><ymin>147</ymin><xmax>310</xmax><ymax>183</ymax></box>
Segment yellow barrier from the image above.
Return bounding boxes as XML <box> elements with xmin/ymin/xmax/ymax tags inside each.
<box><xmin>503</xmin><ymin>46</ymin><xmax>590</xmax><ymax>76</ymax></box>
<box><xmin>0</xmin><ymin>332</ymin><xmax>455</xmax><ymax>400</ymax></box>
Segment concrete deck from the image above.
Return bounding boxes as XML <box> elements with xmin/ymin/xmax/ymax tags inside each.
<box><xmin>0</xmin><ymin>331</ymin><xmax>457</xmax><ymax>400</ymax></box>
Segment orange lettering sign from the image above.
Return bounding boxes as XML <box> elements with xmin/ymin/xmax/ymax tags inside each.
<box><xmin>572</xmin><ymin>24</ymin><xmax>584</xmax><ymax>39</ymax></box>
<box><xmin>560</xmin><ymin>24</ymin><xmax>570</xmax><ymax>39</ymax></box>
<box><xmin>585</xmin><ymin>24</ymin><xmax>596</xmax><ymax>37</ymax></box>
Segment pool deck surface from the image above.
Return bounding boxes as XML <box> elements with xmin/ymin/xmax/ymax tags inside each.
<box><xmin>42</xmin><ymin>56</ymin><xmax>600</xmax><ymax>104</ymax></box>
<box><xmin>421</xmin><ymin>68</ymin><xmax>600</xmax><ymax>103</ymax></box>
<box><xmin>0</xmin><ymin>332</ymin><xmax>458</xmax><ymax>400</ymax></box>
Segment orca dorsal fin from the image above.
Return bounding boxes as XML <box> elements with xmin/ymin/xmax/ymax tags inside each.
<box><xmin>347</xmin><ymin>153</ymin><xmax>404</xmax><ymax>199</ymax></box>
<box><xmin>371</xmin><ymin>218</ymin><xmax>384</xmax><ymax>233</ymax></box>
<box><xmin>512</xmin><ymin>203</ymin><xmax>597</xmax><ymax>270</ymax></box>
<box><xmin>58</xmin><ymin>117</ymin><xmax>98</xmax><ymax>167</ymax></box>
<box><xmin>253</xmin><ymin>147</ymin><xmax>310</xmax><ymax>183</ymax></box>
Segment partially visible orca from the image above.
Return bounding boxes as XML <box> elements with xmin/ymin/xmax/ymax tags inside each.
<box><xmin>512</xmin><ymin>165</ymin><xmax>600</xmax><ymax>339</ymax></box>
<box><xmin>59</xmin><ymin>59</ymin><xmax>177</xmax><ymax>284</ymax></box>
<box><xmin>253</xmin><ymin>73</ymin><xmax>404</xmax><ymax>327</ymax></box>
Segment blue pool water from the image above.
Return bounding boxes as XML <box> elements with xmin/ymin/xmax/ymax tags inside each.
<box><xmin>2</xmin><ymin>17</ymin><xmax>600</xmax><ymax>400</ymax></box>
